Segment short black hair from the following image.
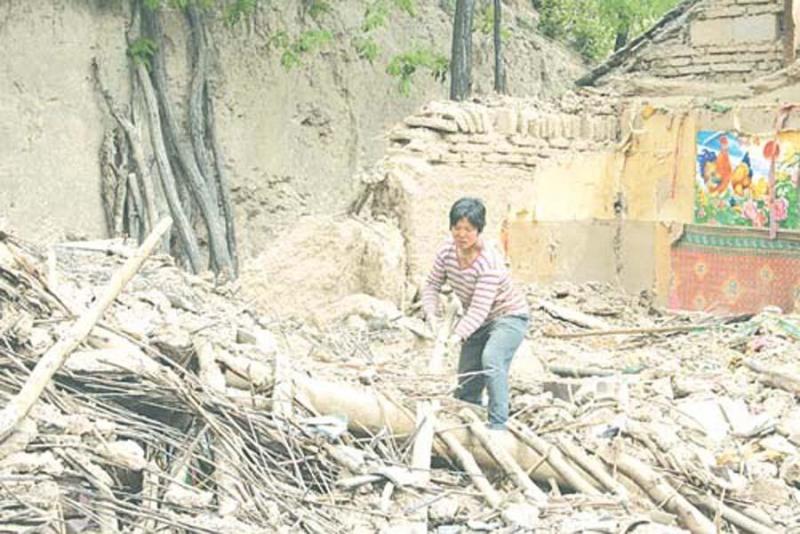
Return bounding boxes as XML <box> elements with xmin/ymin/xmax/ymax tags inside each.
<box><xmin>449</xmin><ymin>197</ymin><xmax>486</xmax><ymax>233</ymax></box>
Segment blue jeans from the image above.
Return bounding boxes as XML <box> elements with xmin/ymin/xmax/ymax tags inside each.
<box><xmin>455</xmin><ymin>314</ymin><xmax>529</xmax><ymax>429</ymax></box>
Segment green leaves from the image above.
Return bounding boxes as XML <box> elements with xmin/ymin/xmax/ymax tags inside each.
<box><xmin>128</xmin><ymin>37</ymin><xmax>158</xmax><ymax>68</ymax></box>
<box><xmin>278</xmin><ymin>30</ymin><xmax>333</xmax><ymax>70</ymax></box>
<box><xmin>533</xmin><ymin>0</ymin><xmax>681</xmax><ymax>61</ymax></box>
<box><xmin>353</xmin><ymin>35</ymin><xmax>380</xmax><ymax>63</ymax></box>
<box><xmin>386</xmin><ymin>47</ymin><xmax>448</xmax><ymax>96</ymax></box>
<box><xmin>475</xmin><ymin>3</ymin><xmax>509</xmax><ymax>40</ymax></box>
<box><xmin>224</xmin><ymin>0</ymin><xmax>257</xmax><ymax>26</ymax></box>
<box><xmin>363</xmin><ymin>0</ymin><xmax>416</xmax><ymax>32</ymax></box>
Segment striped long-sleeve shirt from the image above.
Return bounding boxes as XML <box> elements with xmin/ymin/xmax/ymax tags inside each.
<box><xmin>422</xmin><ymin>239</ymin><xmax>529</xmax><ymax>341</ymax></box>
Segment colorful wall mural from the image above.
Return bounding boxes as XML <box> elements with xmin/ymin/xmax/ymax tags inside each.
<box><xmin>670</xmin><ymin>225</ymin><xmax>800</xmax><ymax>313</ymax></box>
<box><xmin>695</xmin><ymin>131</ymin><xmax>800</xmax><ymax>230</ymax></box>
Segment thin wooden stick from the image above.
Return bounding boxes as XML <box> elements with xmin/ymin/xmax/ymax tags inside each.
<box><xmin>461</xmin><ymin>410</ymin><xmax>548</xmax><ymax>504</ymax></box>
<box><xmin>0</xmin><ymin>217</ymin><xmax>172</xmax><ymax>442</ymax></box>
<box><xmin>437</xmin><ymin>427</ymin><xmax>503</xmax><ymax>509</ymax></box>
<box><xmin>596</xmin><ymin>445</ymin><xmax>715</xmax><ymax>534</ymax></box>
<box><xmin>686</xmin><ymin>492</ymin><xmax>780</xmax><ymax>534</ymax></box>
<box><xmin>546</xmin><ymin>324</ymin><xmax>709</xmax><ymax>339</ymax></box>
<box><xmin>555</xmin><ymin>437</ymin><xmax>628</xmax><ymax>498</ymax></box>
<box><xmin>507</xmin><ymin>421</ymin><xmax>600</xmax><ymax>495</ymax></box>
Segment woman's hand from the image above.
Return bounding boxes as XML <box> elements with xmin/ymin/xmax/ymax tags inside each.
<box><xmin>446</xmin><ymin>333</ymin><xmax>462</xmax><ymax>350</ymax></box>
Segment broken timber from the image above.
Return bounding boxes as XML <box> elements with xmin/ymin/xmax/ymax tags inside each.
<box><xmin>0</xmin><ymin>217</ymin><xmax>173</xmax><ymax>442</ymax></box>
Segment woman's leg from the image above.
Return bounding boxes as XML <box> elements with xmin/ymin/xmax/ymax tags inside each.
<box><xmin>455</xmin><ymin>326</ymin><xmax>490</xmax><ymax>405</ymax></box>
<box><xmin>481</xmin><ymin>316</ymin><xmax>529</xmax><ymax>429</ymax></box>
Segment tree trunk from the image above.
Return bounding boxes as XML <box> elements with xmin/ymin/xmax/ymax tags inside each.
<box><xmin>206</xmin><ymin>97</ymin><xmax>239</xmax><ymax>276</ymax></box>
<box><xmin>91</xmin><ymin>59</ymin><xmax>160</xmax><ymax>243</ymax></box>
<box><xmin>136</xmin><ymin>63</ymin><xmax>203</xmax><ymax>273</ymax></box>
<box><xmin>142</xmin><ymin>4</ymin><xmax>235</xmax><ymax>278</ymax></box>
<box><xmin>493</xmin><ymin>0</ymin><xmax>506</xmax><ymax>94</ymax></box>
<box><xmin>450</xmin><ymin>0</ymin><xmax>475</xmax><ymax>101</ymax></box>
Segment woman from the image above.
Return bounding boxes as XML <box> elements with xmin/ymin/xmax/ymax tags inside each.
<box><xmin>422</xmin><ymin>197</ymin><xmax>530</xmax><ymax>430</ymax></box>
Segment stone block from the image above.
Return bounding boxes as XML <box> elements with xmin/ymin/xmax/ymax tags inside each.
<box><xmin>451</xmin><ymin>112</ymin><xmax>472</xmax><ymax>134</ymax></box>
<box><xmin>468</xmin><ymin>134</ymin><xmax>498</xmax><ymax>145</ymax></box>
<box><xmin>673</xmin><ymin>64</ymin><xmax>718</xmax><ymax>75</ymax></box>
<box><xmin>711</xmin><ymin>62</ymin><xmax>755</xmax><ymax>72</ymax></box>
<box><xmin>493</xmin><ymin>107</ymin><xmax>518</xmax><ymax>135</ymax></box>
<box><xmin>494</xmin><ymin>142</ymin><xmax>516</xmax><ymax>154</ymax></box>
<box><xmin>542</xmin><ymin>377</ymin><xmax>628</xmax><ymax>404</ymax></box>
<box><xmin>656</xmin><ymin>56</ymin><xmax>693</xmax><ymax>68</ymax></box>
<box><xmin>546</xmin><ymin>114</ymin><xmax>561</xmax><ymax>138</ymax></box>
<box><xmin>580</xmin><ymin>115</ymin><xmax>594</xmax><ymax>139</ymax></box>
<box><xmin>460</xmin><ymin>152</ymin><xmax>484</xmax><ymax>165</ymax></box>
<box><xmin>527</xmin><ymin>118</ymin><xmax>543</xmax><ymax>137</ymax></box>
<box><xmin>523</xmin><ymin>157</ymin><xmax>539</xmax><ymax>167</ymax></box>
<box><xmin>548</xmin><ymin>137</ymin><xmax>571</xmax><ymax>149</ymax></box>
<box><xmin>389</xmin><ymin>127</ymin><xmax>443</xmax><ymax>143</ymax></box>
<box><xmin>698</xmin><ymin>6</ymin><xmax>746</xmax><ymax>19</ymax></box>
<box><xmin>404</xmin><ymin>116</ymin><xmax>459</xmax><ymax>133</ymax></box>
<box><xmin>509</xmin><ymin>134</ymin><xmax>545</xmax><ymax>148</ymax></box>
<box><xmin>450</xmin><ymin>143</ymin><xmax>493</xmax><ymax>154</ymax></box>
<box><xmin>690</xmin><ymin>14</ymin><xmax>779</xmax><ymax>46</ymax></box>
<box><xmin>592</xmin><ymin>117</ymin><xmax>608</xmax><ymax>141</ymax></box>
<box><xmin>745</xmin><ymin>3</ymin><xmax>785</xmax><ymax>15</ymax></box>
<box><xmin>606</xmin><ymin>117</ymin><xmax>619</xmax><ymax>141</ymax></box>
<box><xmin>483</xmin><ymin>153</ymin><xmax>525</xmax><ymax>165</ymax></box>
<box><xmin>512</xmin><ymin>146</ymin><xmax>540</xmax><ymax>156</ymax></box>
<box><xmin>444</xmin><ymin>133</ymin><xmax>468</xmax><ymax>144</ymax></box>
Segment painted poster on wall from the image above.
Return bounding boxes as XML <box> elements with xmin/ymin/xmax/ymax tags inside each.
<box><xmin>695</xmin><ymin>131</ymin><xmax>800</xmax><ymax>230</ymax></box>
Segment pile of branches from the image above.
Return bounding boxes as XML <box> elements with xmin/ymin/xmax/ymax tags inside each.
<box><xmin>0</xmin><ymin>226</ymin><xmax>366</xmax><ymax>532</ymax></box>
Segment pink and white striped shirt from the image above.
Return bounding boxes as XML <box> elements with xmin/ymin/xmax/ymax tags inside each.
<box><xmin>422</xmin><ymin>239</ymin><xmax>529</xmax><ymax>341</ymax></box>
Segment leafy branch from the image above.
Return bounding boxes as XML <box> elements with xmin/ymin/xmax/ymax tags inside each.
<box><xmin>386</xmin><ymin>47</ymin><xmax>448</xmax><ymax>96</ymax></box>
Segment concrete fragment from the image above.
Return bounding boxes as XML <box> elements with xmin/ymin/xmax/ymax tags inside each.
<box><xmin>676</xmin><ymin>398</ymin><xmax>730</xmax><ymax>442</ymax></box>
<box><xmin>236</xmin><ymin>328</ymin><xmax>278</xmax><ymax>354</ymax></box>
<box><xmin>100</xmin><ymin>440</ymin><xmax>147</xmax><ymax>471</ymax></box>
<box><xmin>501</xmin><ymin>503</ymin><xmax>539</xmax><ymax>528</ymax></box>
<box><xmin>428</xmin><ymin>497</ymin><xmax>460</xmax><ymax>524</ymax></box>
<box><xmin>719</xmin><ymin>397</ymin><xmax>774</xmax><ymax>437</ymax></box>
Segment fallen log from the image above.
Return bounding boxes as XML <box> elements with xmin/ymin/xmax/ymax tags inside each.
<box><xmin>555</xmin><ymin>437</ymin><xmax>628</xmax><ymax>499</ymax></box>
<box><xmin>508</xmin><ymin>422</ymin><xmax>600</xmax><ymax>495</ymax></box>
<box><xmin>437</xmin><ymin>426</ymin><xmax>503</xmax><ymax>508</ymax></box>
<box><xmin>687</xmin><ymin>492</ymin><xmax>780</xmax><ymax>534</ymax></box>
<box><xmin>0</xmin><ymin>218</ymin><xmax>172</xmax><ymax>442</ymax></box>
<box><xmin>222</xmin><ymin>365</ymin><xmax>566</xmax><ymax>487</ymax></box>
<box><xmin>596</xmin><ymin>445</ymin><xmax>715</xmax><ymax>534</ymax></box>
<box><xmin>462</xmin><ymin>410</ymin><xmax>548</xmax><ymax>503</ymax></box>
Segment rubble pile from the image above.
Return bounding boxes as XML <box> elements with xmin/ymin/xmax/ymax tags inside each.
<box><xmin>1</xmin><ymin>230</ymin><xmax>799</xmax><ymax>533</ymax></box>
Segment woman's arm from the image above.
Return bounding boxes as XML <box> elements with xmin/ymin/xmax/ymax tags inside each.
<box><xmin>421</xmin><ymin>248</ymin><xmax>447</xmax><ymax>320</ymax></box>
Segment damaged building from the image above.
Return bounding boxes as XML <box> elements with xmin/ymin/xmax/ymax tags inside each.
<box><xmin>346</xmin><ymin>0</ymin><xmax>800</xmax><ymax>316</ymax></box>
